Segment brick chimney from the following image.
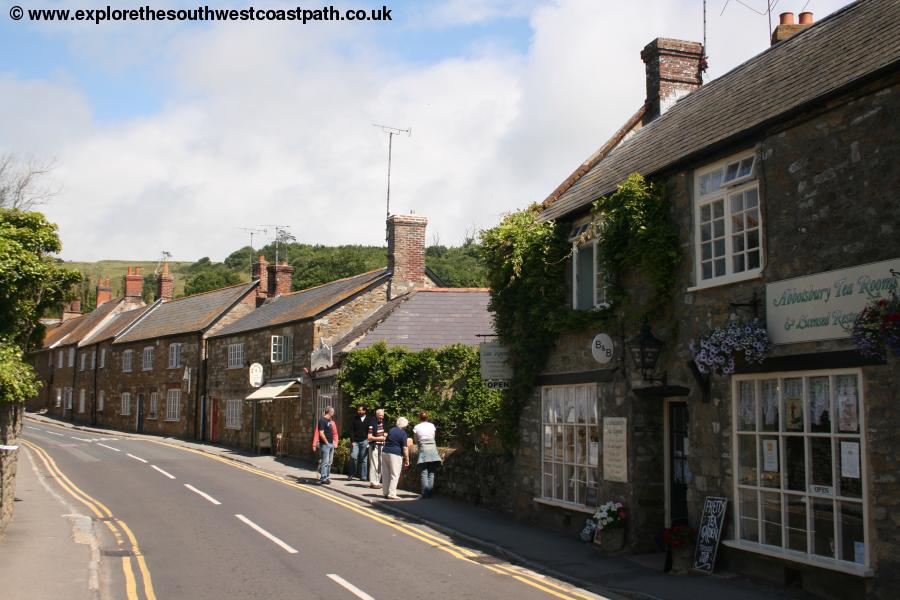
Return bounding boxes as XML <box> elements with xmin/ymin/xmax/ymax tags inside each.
<box><xmin>772</xmin><ymin>12</ymin><xmax>813</xmax><ymax>45</ymax></box>
<box><xmin>251</xmin><ymin>255</ymin><xmax>269</xmax><ymax>306</ymax></box>
<box><xmin>61</xmin><ymin>299</ymin><xmax>82</xmax><ymax>322</ymax></box>
<box><xmin>96</xmin><ymin>277</ymin><xmax>112</xmax><ymax>306</ymax></box>
<box><xmin>124</xmin><ymin>266</ymin><xmax>144</xmax><ymax>300</ymax></box>
<box><xmin>156</xmin><ymin>262</ymin><xmax>174</xmax><ymax>301</ymax></box>
<box><xmin>387</xmin><ymin>213</ymin><xmax>427</xmax><ymax>299</ymax></box>
<box><xmin>267</xmin><ymin>262</ymin><xmax>294</xmax><ymax>297</ymax></box>
<box><xmin>641</xmin><ymin>38</ymin><xmax>705</xmax><ymax>123</ymax></box>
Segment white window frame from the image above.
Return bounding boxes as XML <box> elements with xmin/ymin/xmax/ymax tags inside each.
<box><xmin>225</xmin><ymin>398</ymin><xmax>242</xmax><ymax>429</ymax></box>
<box><xmin>80</xmin><ymin>352</ymin><xmax>86</xmax><ymax>371</ymax></box>
<box><xmin>168</xmin><ymin>343</ymin><xmax>182</xmax><ymax>369</ymax></box>
<box><xmin>270</xmin><ymin>335</ymin><xmax>293</xmax><ymax>364</ymax></box>
<box><xmin>148</xmin><ymin>392</ymin><xmax>158</xmax><ymax>419</ymax></box>
<box><xmin>98</xmin><ymin>390</ymin><xmax>105</xmax><ymax>412</ymax></box>
<box><xmin>68</xmin><ymin>347</ymin><xmax>75</xmax><ymax>367</ymax></box>
<box><xmin>166</xmin><ymin>389</ymin><xmax>181</xmax><ymax>421</ymax></box>
<box><xmin>691</xmin><ymin>151</ymin><xmax>764</xmax><ymax>290</ymax></box>
<box><xmin>227</xmin><ymin>343</ymin><xmax>244</xmax><ymax>369</ymax></box>
<box><xmin>78</xmin><ymin>389</ymin><xmax>85</xmax><ymax>413</ymax></box>
<box><xmin>568</xmin><ymin>222</ymin><xmax>609</xmax><ymax>311</ymax></box>
<box><xmin>99</xmin><ymin>347</ymin><xmax>106</xmax><ymax>369</ymax></box>
<box><xmin>142</xmin><ymin>346</ymin><xmax>154</xmax><ymax>371</ymax></box>
<box><xmin>728</xmin><ymin>368</ymin><xmax>870</xmax><ymax>576</ymax></box>
<box><xmin>121</xmin><ymin>392</ymin><xmax>131</xmax><ymax>416</ymax></box>
<box><xmin>539</xmin><ymin>384</ymin><xmax>601</xmax><ymax>509</ymax></box>
<box><xmin>122</xmin><ymin>350</ymin><xmax>133</xmax><ymax>373</ymax></box>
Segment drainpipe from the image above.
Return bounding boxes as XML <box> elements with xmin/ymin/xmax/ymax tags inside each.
<box><xmin>70</xmin><ymin>347</ymin><xmax>77</xmax><ymax>423</ymax></box>
<box><xmin>91</xmin><ymin>345</ymin><xmax>98</xmax><ymax>426</ymax></box>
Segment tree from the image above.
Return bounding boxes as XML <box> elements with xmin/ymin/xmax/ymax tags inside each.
<box><xmin>0</xmin><ymin>154</ymin><xmax>56</xmax><ymax>210</ymax></box>
<box><xmin>0</xmin><ymin>209</ymin><xmax>82</xmax><ymax>350</ymax></box>
<box><xmin>184</xmin><ymin>268</ymin><xmax>241</xmax><ymax>296</ymax></box>
<box><xmin>224</xmin><ymin>246</ymin><xmax>255</xmax><ymax>272</ymax></box>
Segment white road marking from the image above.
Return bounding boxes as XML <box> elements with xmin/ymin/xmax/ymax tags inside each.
<box><xmin>127</xmin><ymin>453</ymin><xmax>148</xmax><ymax>464</ymax></box>
<box><xmin>71</xmin><ymin>436</ymin><xmax>92</xmax><ymax>442</ymax></box>
<box><xmin>327</xmin><ymin>574</ymin><xmax>375</xmax><ymax>600</ymax></box>
<box><xmin>96</xmin><ymin>443</ymin><xmax>120</xmax><ymax>452</ymax></box>
<box><xmin>185</xmin><ymin>484</ymin><xmax>221</xmax><ymax>505</ymax></box>
<box><xmin>46</xmin><ymin>431</ymin><xmax>64</xmax><ymax>437</ymax></box>
<box><xmin>26</xmin><ymin>426</ymin><xmax>42</xmax><ymax>431</ymax></box>
<box><xmin>234</xmin><ymin>514</ymin><xmax>298</xmax><ymax>554</ymax></box>
<box><xmin>151</xmin><ymin>465</ymin><xmax>176</xmax><ymax>479</ymax></box>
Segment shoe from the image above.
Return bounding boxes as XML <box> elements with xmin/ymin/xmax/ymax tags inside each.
<box><xmin>369</xmin><ymin>483</ymin><xmax>380</xmax><ymax>489</ymax></box>
<box><xmin>320</xmin><ymin>479</ymin><xmax>331</xmax><ymax>485</ymax></box>
<box><xmin>386</xmin><ymin>494</ymin><xmax>400</xmax><ymax>500</ymax></box>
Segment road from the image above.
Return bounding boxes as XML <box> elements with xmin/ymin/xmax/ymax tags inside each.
<box><xmin>20</xmin><ymin>420</ymin><xmax>602</xmax><ymax>600</ymax></box>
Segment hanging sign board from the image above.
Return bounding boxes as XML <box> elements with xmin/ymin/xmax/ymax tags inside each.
<box><xmin>480</xmin><ymin>342</ymin><xmax>512</xmax><ymax>390</ymax></box>
<box><xmin>591</xmin><ymin>333</ymin><xmax>614</xmax><ymax>365</ymax></box>
<box><xmin>249</xmin><ymin>363</ymin><xmax>264</xmax><ymax>388</ymax></box>
<box><xmin>310</xmin><ymin>340</ymin><xmax>333</xmax><ymax>371</ymax></box>
<box><xmin>693</xmin><ymin>496</ymin><xmax>728</xmax><ymax>574</ymax></box>
<box><xmin>602</xmin><ymin>417</ymin><xmax>628</xmax><ymax>483</ymax></box>
<box><xmin>766</xmin><ymin>257</ymin><xmax>900</xmax><ymax>345</ymax></box>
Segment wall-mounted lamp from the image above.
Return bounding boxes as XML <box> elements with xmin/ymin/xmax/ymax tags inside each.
<box><xmin>627</xmin><ymin>322</ymin><xmax>667</xmax><ymax>385</ymax></box>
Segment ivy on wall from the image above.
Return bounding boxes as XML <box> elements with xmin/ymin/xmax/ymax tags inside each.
<box><xmin>337</xmin><ymin>342</ymin><xmax>502</xmax><ymax>447</ymax></box>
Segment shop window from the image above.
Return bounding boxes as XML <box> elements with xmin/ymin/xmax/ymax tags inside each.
<box><xmin>694</xmin><ymin>151</ymin><xmax>762</xmax><ymax>287</ymax></box>
<box><xmin>121</xmin><ymin>392</ymin><xmax>131</xmax><ymax>416</ymax></box>
<box><xmin>166</xmin><ymin>389</ymin><xmax>181</xmax><ymax>421</ymax></box>
<box><xmin>227</xmin><ymin>343</ymin><xmax>244</xmax><ymax>369</ymax></box>
<box><xmin>540</xmin><ymin>384</ymin><xmax>600</xmax><ymax>507</ymax></box>
<box><xmin>732</xmin><ymin>370</ymin><xmax>867</xmax><ymax>572</ymax></box>
<box><xmin>226</xmin><ymin>398</ymin><xmax>242</xmax><ymax>429</ymax></box>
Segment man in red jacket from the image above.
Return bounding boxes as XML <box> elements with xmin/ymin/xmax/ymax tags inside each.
<box><xmin>312</xmin><ymin>406</ymin><xmax>339</xmax><ymax>484</ymax></box>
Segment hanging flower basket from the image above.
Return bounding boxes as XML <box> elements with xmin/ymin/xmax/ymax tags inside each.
<box><xmin>851</xmin><ymin>291</ymin><xmax>900</xmax><ymax>359</ymax></box>
<box><xmin>690</xmin><ymin>319</ymin><xmax>771</xmax><ymax>376</ymax></box>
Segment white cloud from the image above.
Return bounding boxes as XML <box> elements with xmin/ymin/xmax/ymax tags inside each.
<box><xmin>0</xmin><ymin>0</ymin><xmax>854</xmax><ymax>262</ymax></box>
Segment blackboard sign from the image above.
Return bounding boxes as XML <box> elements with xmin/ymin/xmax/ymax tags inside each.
<box><xmin>693</xmin><ymin>496</ymin><xmax>728</xmax><ymax>574</ymax></box>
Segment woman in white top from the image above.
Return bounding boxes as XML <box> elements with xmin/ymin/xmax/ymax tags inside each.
<box><xmin>413</xmin><ymin>411</ymin><xmax>442</xmax><ymax>498</ymax></box>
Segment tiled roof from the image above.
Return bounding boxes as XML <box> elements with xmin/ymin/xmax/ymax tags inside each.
<box><xmin>540</xmin><ymin>0</ymin><xmax>900</xmax><ymax>222</ymax></box>
<box><xmin>337</xmin><ymin>289</ymin><xmax>495</xmax><ymax>353</ymax></box>
<box><xmin>115</xmin><ymin>282</ymin><xmax>257</xmax><ymax>343</ymax></box>
<box><xmin>211</xmin><ymin>270</ymin><xmax>389</xmax><ymax>338</ymax></box>
<box><xmin>56</xmin><ymin>299</ymin><xmax>124</xmax><ymax>346</ymax></box>
<box><xmin>79</xmin><ymin>304</ymin><xmax>152</xmax><ymax>346</ymax></box>
<box><xmin>42</xmin><ymin>317</ymin><xmax>82</xmax><ymax>348</ymax></box>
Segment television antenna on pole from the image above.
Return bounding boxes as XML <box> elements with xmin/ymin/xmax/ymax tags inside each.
<box><xmin>154</xmin><ymin>251</ymin><xmax>172</xmax><ymax>276</ymax></box>
<box><xmin>373</xmin><ymin>123</ymin><xmax>411</xmax><ymax>241</ymax></box>
<box><xmin>720</xmin><ymin>0</ymin><xmax>785</xmax><ymax>44</ymax></box>
<box><xmin>262</xmin><ymin>224</ymin><xmax>294</xmax><ymax>265</ymax></box>
<box><xmin>239</xmin><ymin>227</ymin><xmax>267</xmax><ymax>252</ymax></box>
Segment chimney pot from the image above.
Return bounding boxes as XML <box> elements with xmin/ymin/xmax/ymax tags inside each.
<box><xmin>779</xmin><ymin>12</ymin><xmax>795</xmax><ymax>25</ymax></box>
<box><xmin>387</xmin><ymin>214</ymin><xmax>428</xmax><ymax>299</ymax></box>
<box><xmin>798</xmin><ymin>12</ymin><xmax>813</xmax><ymax>25</ymax></box>
<box><xmin>641</xmin><ymin>38</ymin><xmax>705</xmax><ymax>123</ymax></box>
<box><xmin>124</xmin><ymin>265</ymin><xmax>144</xmax><ymax>300</ymax></box>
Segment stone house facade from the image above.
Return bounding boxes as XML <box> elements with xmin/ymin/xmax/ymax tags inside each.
<box><xmin>503</xmin><ymin>3</ymin><xmax>900</xmax><ymax>599</ymax></box>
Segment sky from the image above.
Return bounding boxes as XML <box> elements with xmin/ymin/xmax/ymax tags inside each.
<box><xmin>0</xmin><ymin>0</ymin><xmax>854</xmax><ymax>262</ymax></box>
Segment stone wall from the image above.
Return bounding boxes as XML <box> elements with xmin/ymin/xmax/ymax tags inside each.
<box><xmin>0</xmin><ymin>402</ymin><xmax>23</xmax><ymax>536</ymax></box>
<box><xmin>315</xmin><ymin>282</ymin><xmax>388</xmax><ymax>344</ymax></box>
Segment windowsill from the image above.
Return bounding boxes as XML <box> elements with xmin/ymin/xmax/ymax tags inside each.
<box><xmin>722</xmin><ymin>539</ymin><xmax>873</xmax><ymax>577</ymax></box>
<box><xmin>225</xmin><ymin>425</ymin><xmax>241</xmax><ymax>430</ymax></box>
<box><xmin>148</xmin><ymin>416</ymin><xmax>157</xmax><ymax>420</ymax></box>
<box><xmin>687</xmin><ymin>270</ymin><xmax>762</xmax><ymax>293</ymax></box>
<box><xmin>227</xmin><ymin>366</ymin><xmax>244</xmax><ymax>370</ymax></box>
<box><xmin>165</xmin><ymin>418</ymin><xmax>180</xmax><ymax>422</ymax></box>
<box><xmin>168</xmin><ymin>366</ymin><xmax>181</xmax><ymax>370</ymax></box>
<box><xmin>142</xmin><ymin>369</ymin><xmax>153</xmax><ymax>372</ymax></box>
<box><xmin>532</xmin><ymin>497</ymin><xmax>597</xmax><ymax>515</ymax></box>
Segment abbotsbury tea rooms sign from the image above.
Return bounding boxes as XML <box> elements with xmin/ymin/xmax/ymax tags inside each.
<box><xmin>767</xmin><ymin>258</ymin><xmax>899</xmax><ymax>345</ymax></box>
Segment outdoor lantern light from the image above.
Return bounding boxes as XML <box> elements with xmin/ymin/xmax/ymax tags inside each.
<box><xmin>627</xmin><ymin>322</ymin><xmax>665</xmax><ymax>384</ymax></box>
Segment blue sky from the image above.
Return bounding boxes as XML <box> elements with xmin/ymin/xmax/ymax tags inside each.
<box><xmin>0</xmin><ymin>0</ymin><xmax>854</xmax><ymax>261</ymax></box>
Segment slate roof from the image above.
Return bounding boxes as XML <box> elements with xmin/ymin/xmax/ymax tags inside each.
<box><xmin>79</xmin><ymin>304</ymin><xmax>153</xmax><ymax>347</ymax></box>
<box><xmin>540</xmin><ymin>0</ymin><xmax>900</xmax><ymax>222</ymax></box>
<box><xmin>115</xmin><ymin>282</ymin><xmax>257</xmax><ymax>344</ymax></box>
<box><xmin>335</xmin><ymin>289</ymin><xmax>495</xmax><ymax>353</ymax></box>
<box><xmin>41</xmin><ymin>299</ymin><xmax>125</xmax><ymax>349</ymax></box>
<box><xmin>210</xmin><ymin>270</ymin><xmax>390</xmax><ymax>338</ymax></box>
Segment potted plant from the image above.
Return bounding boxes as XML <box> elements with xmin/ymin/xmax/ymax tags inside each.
<box><xmin>690</xmin><ymin>318</ymin><xmax>771</xmax><ymax>375</ymax></box>
<box><xmin>663</xmin><ymin>524</ymin><xmax>697</xmax><ymax>574</ymax></box>
<box><xmin>851</xmin><ymin>290</ymin><xmax>900</xmax><ymax>359</ymax></box>
<box><xmin>592</xmin><ymin>500</ymin><xmax>627</xmax><ymax>552</ymax></box>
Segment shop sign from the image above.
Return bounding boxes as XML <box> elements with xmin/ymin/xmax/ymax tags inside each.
<box><xmin>603</xmin><ymin>417</ymin><xmax>627</xmax><ymax>483</ymax></box>
<box><xmin>480</xmin><ymin>342</ymin><xmax>513</xmax><ymax>381</ymax></box>
<box><xmin>310</xmin><ymin>339</ymin><xmax>333</xmax><ymax>371</ymax></box>
<box><xmin>693</xmin><ymin>496</ymin><xmax>728</xmax><ymax>574</ymax></box>
<box><xmin>809</xmin><ymin>484</ymin><xmax>834</xmax><ymax>496</ymax></box>
<box><xmin>766</xmin><ymin>257</ymin><xmax>900</xmax><ymax>345</ymax></box>
<box><xmin>249</xmin><ymin>363</ymin><xmax>264</xmax><ymax>388</ymax></box>
<box><xmin>591</xmin><ymin>333</ymin><xmax>614</xmax><ymax>365</ymax></box>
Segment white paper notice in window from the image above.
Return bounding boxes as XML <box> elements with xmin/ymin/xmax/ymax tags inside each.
<box><xmin>838</xmin><ymin>376</ymin><xmax>859</xmax><ymax>432</ymax></box>
<box><xmin>841</xmin><ymin>441</ymin><xmax>861</xmax><ymax>479</ymax></box>
<box><xmin>763</xmin><ymin>439</ymin><xmax>779</xmax><ymax>472</ymax></box>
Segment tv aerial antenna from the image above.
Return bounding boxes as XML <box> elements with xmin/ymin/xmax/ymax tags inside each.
<box><xmin>373</xmin><ymin>123</ymin><xmax>411</xmax><ymax>241</ymax></box>
<box><xmin>720</xmin><ymin>0</ymin><xmax>790</xmax><ymax>44</ymax></box>
<box><xmin>261</xmin><ymin>224</ymin><xmax>294</xmax><ymax>265</ymax></box>
<box><xmin>239</xmin><ymin>227</ymin><xmax>267</xmax><ymax>251</ymax></box>
<box><xmin>154</xmin><ymin>251</ymin><xmax>172</xmax><ymax>276</ymax></box>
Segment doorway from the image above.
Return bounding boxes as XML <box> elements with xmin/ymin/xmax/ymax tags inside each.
<box><xmin>136</xmin><ymin>393</ymin><xmax>144</xmax><ymax>433</ymax></box>
<box><xmin>666</xmin><ymin>400</ymin><xmax>689</xmax><ymax>526</ymax></box>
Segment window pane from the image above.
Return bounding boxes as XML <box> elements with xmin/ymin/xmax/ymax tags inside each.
<box><xmin>554</xmin><ymin>426</ymin><xmax>564</xmax><ymax>461</ymax></box>
<box><xmin>733</xmin><ymin>233</ymin><xmax>745</xmax><ymax>252</ymax></box>
<box><xmin>838</xmin><ymin>438</ymin><xmax>862</xmax><ymax>498</ymax></box>
<box><xmin>760</xmin><ymin>437</ymin><xmax>780</xmax><ymax>489</ymax></box>
<box><xmin>786</xmin><ymin>495</ymin><xmax>807</xmax><ymax>552</ymax></box>
<box><xmin>554</xmin><ymin>462</ymin><xmax>564</xmax><ymax>501</ymax></box>
<box><xmin>701</xmin><ymin>222</ymin><xmax>711</xmax><ymax>242</ymax></box>
<box><xmin>714</xmin><ymin>258</ymin><xmax>726</xmax><ymax>277</ymax></box>
<box><xmin>739</xmin><ymin>489</ymin><xmax>759</xmax><ymax>543</ymax></box>
<box><xmin>731</xmin><ymin>194</ymin><xmax>744</xmax><ymax>212</ymax></box>
<box><xmin>725</xmin><ymin>162</ymin><xmax>739</xmax><ymax>181</ymax></box>
<box><xmin>733</xmin><ymin>214</ymin><xmax>745</xmax><ymax>233</ymax></box>
<box><xmin>565</xmin><ymin>427</ymin><xmax>575</xmax><ymax>463</ymax></box>
<box><xmin>746</xmin><ymin>227</ymin><xmax>759</xmax><ymax>248</ymax></box>
<box><xmin>565</xmin><ymin>464</ymin><xmax>575</xmax><ymax>502</ymax></box>
<box><xmin>589</xmin><ymin>394</ymin><xmax>599</xmax><ymax>424</ymax></box>
<box><xmin>713</xmin><ymin>219</ymin><xmax>725</xmax><ymax>239</ymax></box>
<box><xmin>588</xmin><ymin>426</ymin><xmax>600</xmax><ymax>466</ymax></box>
<box><xmin>745</xmin><ymin>186</ymin><xmax>758</xmax><ymax>207</ymax></box>
<box><xmin>739</xmin><ymin>158</ymin><xmax>754</xmax><ymax>178</ymax></box>
<box><xmin>785</xmin><ymin>436</ymin><xmax>806</xmax><ymax>491</ymax></box>
<box><xmin>701</xmin><ymin>203</ymin><xmax>711</xmax><ymax>221</ymax></box>
<box><xmin>748</xmin><ymin>250</ymin><xmax>760</xmax><ymax>270</ymax></box>
<box><xmin>761</xmin><ymin>492</ymin><xmax>782</xmax><ymax>548</ymax></box>
<box><xmin>808</xmin><ymin>377</ymin><xmax>831</xmax><ymax>433</ymax></box>
<box><xmin>565</xmin><ymin>387</ymin><xmax>576</xmax><ymax>422</ymax></box>
<box><xmin>713</xmin><ymin>200</ymin><xmax>724</xmax><ymax>219</ymax></box>
<box><xmin>738</xmin><ymin>381</ymin><xmax>756</xmax><ymax>430</ymax></box>
<box><xmin>702</xmin><ymin>262</ymin><xmax>712</xmax><ymax>280</ymax></box>
<box><xmin>575</xmin><ymin>426</ymin><xmax>587</xmax><ymax>465</ymax></box>
<box><xmin>812</xmin><ymin>499</ymin><xmax>835</xmax><ymax>558</ymax></box>
<box><xmin>783</xmin><ymin>378</ymin><xmax>804</xmax><ymax>432</ymax></box>
<box><xmin>733</xmin><ymin>253</ymin><xmax>745</xmax><ymax>273</ymax></box>
<box><xmin>760</xmin><ymin>380</ymin><xmax>779</xmax><ymax>431</ymax></box>
<box><xmin>810</xmin><ymin>437</ymin><xmax>833</xmax><ymax>489</ymax></box>
<box><xmin>739</xmin><ymin>435</ymin><xmax>757</xmax><ymax>484</ymax></box>
<box><xmin>839</xmin><ymin>502</ymin><xmax>865</xmax><ymax>564</ymax></box>
<box><xmin>836</xmin><ymin>375</ymin><xmax>860</xmax><ymax>433</ymax></box>
<box><xmin>575</xmin><ymin>466</ymin><xmax>586</xmax><ymax>505</ymax></box>
<box><xmin>701</xmin><ymin>242</ymin><xmax>712</xmax><ymax>260</ymax></box>
<box><xmin>747</xmin><ymin>208</ymin><xmax>760</xmax><ymax>230</ymax></box>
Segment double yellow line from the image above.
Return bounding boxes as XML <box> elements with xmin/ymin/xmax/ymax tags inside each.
<box><xmin>148</xmin><ymin>439</ymin><xmax>604</xmax><ymax>600</ymax></box>
<box><xmin>22</xmin><ymin>439</ymin><xmax>157</xmax><ymax>600</ymax></box>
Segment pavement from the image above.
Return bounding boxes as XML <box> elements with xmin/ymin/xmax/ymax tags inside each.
<box><xmin>19</xmin><ymin>411</ymin><xmax>817</xmax><ymax>600</ymax></box>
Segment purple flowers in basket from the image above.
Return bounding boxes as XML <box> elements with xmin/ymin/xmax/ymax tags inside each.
<box><xmin>690</xmin><ymin>319</ymin><xmax>771</xmax><ymax>375</ymax></box>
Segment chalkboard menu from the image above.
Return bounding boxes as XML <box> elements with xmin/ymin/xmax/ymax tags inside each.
<box><xmin>693</xmin><ymin>496</ymin><xmax>728</xmax><ymax>574</ymax></box>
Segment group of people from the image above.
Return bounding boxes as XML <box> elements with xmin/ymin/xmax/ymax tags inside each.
<box><xmin>312</xmin><ymin>405</ymin><xmax>442</xmax><ymax>500</ymax></box>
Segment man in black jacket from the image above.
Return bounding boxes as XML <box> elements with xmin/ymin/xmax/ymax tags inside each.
<box><xmin>348</xmin><ymin>404</ymin><xmax>370</xmax><ymax>481</ymax></box>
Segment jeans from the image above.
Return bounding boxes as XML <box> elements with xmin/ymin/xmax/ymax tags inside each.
<box><xmin>419</xmin><ymin>462</ymin><xmax>440</xmax><ymax>497</ymax></box>
<box><xmin>349</xmin><ymin>440</ymin><xmax>369</xmax><ymax>480</ymax></box>
<box><xmin>318</xmin><ymin>443</ymin><xmax>334</xmax><ymax>482</ymax></box>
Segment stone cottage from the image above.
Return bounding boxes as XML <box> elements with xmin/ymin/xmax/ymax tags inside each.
<box><xmin>502</xmin><ymin>2</ymin><xmax>900</xmax><ymax>599</ymax></box>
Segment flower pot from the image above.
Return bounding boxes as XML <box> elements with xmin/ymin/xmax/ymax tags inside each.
<box><xmin>668</xmin><ymin>546</ymin><xmax>694</xmax><ymax>574</ymax></box>
<box><xmin>593</xmin><ymin>526</ymin><xmax>625</xmax><ymax>553</ymax></box>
